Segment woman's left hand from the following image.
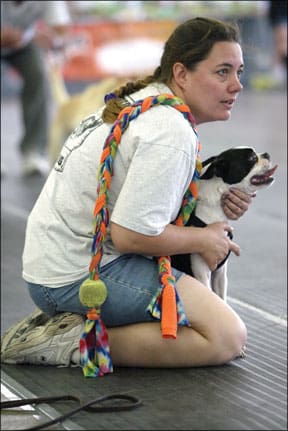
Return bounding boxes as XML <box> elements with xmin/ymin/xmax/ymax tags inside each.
<box><xmin>221</xmin><ymin>188</ymin><xmax>256</xmax><ymax>220</ymax></box>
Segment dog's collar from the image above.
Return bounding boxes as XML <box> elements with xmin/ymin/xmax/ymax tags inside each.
<box><xmin>191</xmin><ymin>214</ymin><xmax>233</xmax><ymax>269</ymax></box>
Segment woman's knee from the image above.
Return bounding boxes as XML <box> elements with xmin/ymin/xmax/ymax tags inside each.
<box><xmin>213</xmin><ymin>310</ymin><xmax>247</xmax><ymax>364</ymax></box>
<box><xmin>176</xmin><ymin>275</ymin><xmax>247</xmax><ymax>364</ymax></box>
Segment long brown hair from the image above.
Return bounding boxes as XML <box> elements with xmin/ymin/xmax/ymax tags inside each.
<box><xmin>102</xmin><ymin>17</ymin><xmax>241</xmax><ymax>123</ymax></box>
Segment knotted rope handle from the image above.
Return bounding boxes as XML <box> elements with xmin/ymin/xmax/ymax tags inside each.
<box><xmin>79</xmin><ymin>94</ymin><xmax>201</xmax><ymax>377</ymax></box>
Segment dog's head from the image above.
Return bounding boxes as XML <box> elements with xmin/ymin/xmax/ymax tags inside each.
<box><xmin>200</xmin><ymin>147</ymin><xmax>277</xmax><ymax>193</ymax></box>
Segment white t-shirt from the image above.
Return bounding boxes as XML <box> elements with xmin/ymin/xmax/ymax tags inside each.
<box><xmin>22</xmin><ymin>83</ymin><xmax>199</xmax><ymax>287</ymax></box>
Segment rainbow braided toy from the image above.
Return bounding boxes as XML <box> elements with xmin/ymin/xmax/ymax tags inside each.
<box><xmin>79</xmin><ymin>93</ymin><xmax>202</xmax><ymax>377</ymax></box>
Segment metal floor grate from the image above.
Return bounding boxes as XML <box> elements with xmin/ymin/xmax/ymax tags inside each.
<box><xmin>1</xmin><ymin>301</ymin><xmax>286</xmax><ymax>430</ymax></box>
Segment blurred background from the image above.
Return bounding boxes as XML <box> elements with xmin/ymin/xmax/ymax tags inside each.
<box><xmin>2</xmin><ymin>0</ymin><xmax>286</xmax><ymax>96</ymax></box>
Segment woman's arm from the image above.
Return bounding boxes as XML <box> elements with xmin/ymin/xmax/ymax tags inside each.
<box><xmin>111</xmin><ymin>221</ymin><xmax>240</xmax><ymax>271</ymax></box>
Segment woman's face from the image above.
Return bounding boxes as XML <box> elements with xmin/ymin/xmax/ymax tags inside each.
<box><xmin>172</xmin><ymin>41</ymin><xmax>244</xmax><ymax>124</ymax></box>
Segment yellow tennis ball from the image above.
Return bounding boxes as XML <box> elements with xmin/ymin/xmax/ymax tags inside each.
<box><xmin>79</xmin><ymin>279</ymin><xmax>107</xmax><ymax>308</ymax></box>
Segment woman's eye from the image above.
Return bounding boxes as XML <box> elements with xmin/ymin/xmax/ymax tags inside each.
<box><xmin>217</xmin><ymin>69</ymin><xmax>228</xmax><ymax>76</ymax></box>
<box><xmin>237</xmin><ymin>69</ymin><xmax>244</xmax><ymax>78</ymax></box>
<box><xmin>217</xmin><ymin>68</ymin><xmax>244</xmax><ymax>79</ymax></box>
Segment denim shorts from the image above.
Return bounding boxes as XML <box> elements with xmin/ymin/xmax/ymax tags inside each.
<box><xmin>27</xmin><ymin>254</ymin><xmax>185</xmax><ymax>327</ymax></box>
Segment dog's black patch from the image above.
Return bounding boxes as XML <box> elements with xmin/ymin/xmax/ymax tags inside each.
<box><xmin>171</xmin><ymin>213</ymin><xmax>232</xmax><ymax>275</ymax></box>
<box><xmin>170</xmin><ymin>211</ymin><xmax>205</xmax><ymax>276</ymax></box>
<box><xmin>200</xmin><ymin>147</ymin><xmax>266</xmax><ymax>184</ymax></box>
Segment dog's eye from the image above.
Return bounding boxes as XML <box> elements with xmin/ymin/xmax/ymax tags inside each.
<box><xmin>248</xmin><ymin>154</ymin><xmax>257</xmax><ymax>163</ymax></box>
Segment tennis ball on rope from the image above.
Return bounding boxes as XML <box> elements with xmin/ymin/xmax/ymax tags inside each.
<box><xmin>79</xmin><ymin>279</ymin><xmax>107</xmax><ymax>308</ymax></box>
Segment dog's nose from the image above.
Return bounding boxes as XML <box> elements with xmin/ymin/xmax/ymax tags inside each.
<box><xmin>261</xmin><ymin>152</ymin><xmax>270</xmax><ymax>160</ymax></box>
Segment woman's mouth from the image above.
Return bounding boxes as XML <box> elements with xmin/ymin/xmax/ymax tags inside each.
<box><xmin>221</xmin><ymin>99</ymin><xmax>235</xmax><ymax>109</ymax></box>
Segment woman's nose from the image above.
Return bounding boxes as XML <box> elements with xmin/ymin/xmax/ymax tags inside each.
<box><xmin>229</xmin><ymin>75</ymin><xmax>243</xmax><ymax>93</ymax></box>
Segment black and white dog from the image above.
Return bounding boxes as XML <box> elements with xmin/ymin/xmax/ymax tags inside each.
<box><xmin>171</xmin><ymin>146</ymin><xmax>277</xmax><ymax>302</ymax></box>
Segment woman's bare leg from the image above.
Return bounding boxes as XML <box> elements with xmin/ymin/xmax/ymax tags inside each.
<box><xmin>108</xmin><ymin>275</ymin><xmax>247</xmax><ymax>367</ymax></box>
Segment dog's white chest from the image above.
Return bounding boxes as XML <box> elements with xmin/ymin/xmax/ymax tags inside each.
<box><xmin>195</xmin><ymin>180</ymin><xmax>228</xmax><ymax>224</ymax></box>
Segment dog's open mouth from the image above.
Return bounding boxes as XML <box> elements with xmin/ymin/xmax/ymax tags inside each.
<box><xmin>250</xmin><ymin>164</ymin><xmax>278</xmax><ymax>185</ymax></box>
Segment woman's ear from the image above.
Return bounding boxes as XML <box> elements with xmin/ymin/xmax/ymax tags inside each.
<box><xmin>172</xmin><ymin>62</ymin><xmax>188</xmax><ymax>88</ymax></box>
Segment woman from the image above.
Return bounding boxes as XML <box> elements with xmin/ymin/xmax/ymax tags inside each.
<box><xmin>2</xmin><ymin>17</ymin><xmax>252</xmax><ymax>374</ymax></box>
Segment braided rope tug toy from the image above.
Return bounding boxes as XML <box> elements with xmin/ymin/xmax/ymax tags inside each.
<box><xmin>79</xmin><ymin>93</ymin><xmax>202</xmax><ymax>377</ymax></box>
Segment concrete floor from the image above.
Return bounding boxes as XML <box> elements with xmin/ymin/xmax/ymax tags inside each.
<box><xmin>1</xmin><ymin>87</ymin><xmax>287</xmax><ymax>430</ymax></box>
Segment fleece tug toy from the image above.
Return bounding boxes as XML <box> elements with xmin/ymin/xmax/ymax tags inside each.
<box><xmin>79</xmin><ymin>93</ymin><xmax>202</xmax><ymax>377</ymax></box>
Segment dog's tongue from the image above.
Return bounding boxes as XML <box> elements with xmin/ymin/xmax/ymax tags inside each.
<box><xmin>251</xmin><ymin>164</ymin><xmax>278</xmax><ymax>185</ymax></box>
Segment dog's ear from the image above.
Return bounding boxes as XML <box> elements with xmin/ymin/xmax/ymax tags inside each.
<box><xmin>200</xmin><ymin>157</ymin><xmax>216</xmax><ymax>179</ymax></box>
<box><xmin>214</xmin><ymin>158</ymin><xmax>230</xmax><ymax>179</ymax></box>
<box><xmin>200</xmin><ymin>157</ymin><xmax>228</xmax><ymax>180</ymax></box>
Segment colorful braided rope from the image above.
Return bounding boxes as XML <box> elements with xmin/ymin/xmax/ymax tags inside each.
<box><xmin>79</xmin><ymin>93</ymin><xmax>202</xmax><ymax>377</ymax></box>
